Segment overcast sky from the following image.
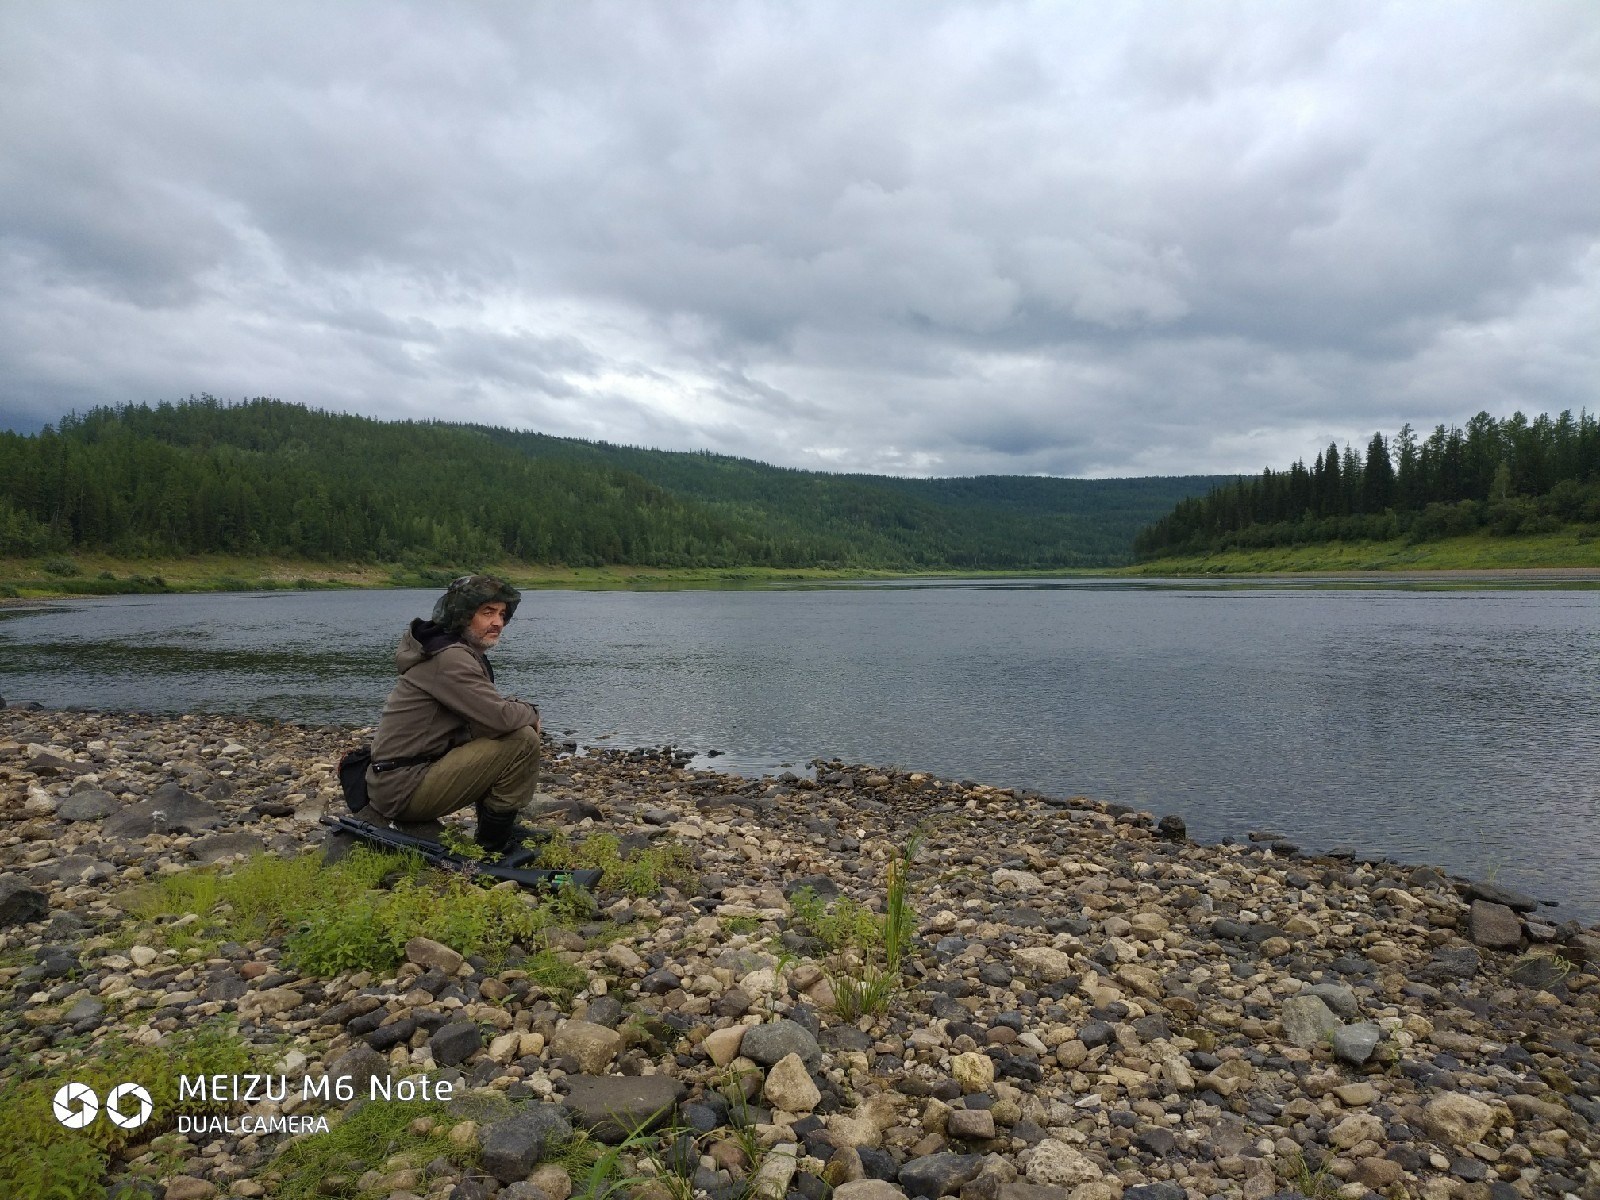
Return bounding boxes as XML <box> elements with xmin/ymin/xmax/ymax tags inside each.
<box><xmin>2</xmin><ymin>2</ymin><xmax>1596</xmax><ymax>477</ymax></box>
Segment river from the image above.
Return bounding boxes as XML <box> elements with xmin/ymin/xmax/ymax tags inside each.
<box><xmin>2</xmin><ymin>580</ymin><xmax>1597</xmax><ymax>922</ymax></box>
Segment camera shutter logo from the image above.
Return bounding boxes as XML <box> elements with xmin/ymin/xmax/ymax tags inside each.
<box><xmin>52</xmin><ymin>1082</ymin><xmax>99</xmax><ymax>1129</ymax></box>
<box><xmin>105</xmin><ymin>1083</ymin><xmax>153</xmax><ymax>1130</ymax></box>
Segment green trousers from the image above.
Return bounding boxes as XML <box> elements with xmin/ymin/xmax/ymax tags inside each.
<box><xmin>394</xmin><ymin>726</ymin><xmax>541</xmax><ymax>822</ymax></box>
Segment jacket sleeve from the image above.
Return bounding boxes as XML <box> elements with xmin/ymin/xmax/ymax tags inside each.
<box><xmin>413</xmin><ymin>646</ymin><xmax>538</xmax><ymax>738</ymax></box>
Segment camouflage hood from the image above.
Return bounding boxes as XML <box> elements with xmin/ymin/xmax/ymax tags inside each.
<box><xmin>430</xmin><ymin>574</ymin><xmax>521</xmax><ymax>633</ymax></box>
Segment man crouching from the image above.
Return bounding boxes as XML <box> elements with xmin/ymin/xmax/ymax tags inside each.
<box><xmin>364</xmin><ymin>574</ymin><xmax>542</xmax><ymax>853</ymax></box>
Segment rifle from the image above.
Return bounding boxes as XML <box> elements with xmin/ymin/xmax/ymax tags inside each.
<box><xmin>321</xmin><ymin>814</ymin><xmax>602</xmax><ymax>892</ymax></box>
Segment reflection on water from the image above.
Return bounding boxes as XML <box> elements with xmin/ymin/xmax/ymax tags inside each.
<box><xmin>3</xmin><ymin>582</ymin><xmax>1598</xmax><ymax>922</ymax></box>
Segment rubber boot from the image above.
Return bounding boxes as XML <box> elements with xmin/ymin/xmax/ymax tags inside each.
<box><xmin>474</xmin><ymin>801</ymin><xmax>541</xmax><ymax>856</ymax></box>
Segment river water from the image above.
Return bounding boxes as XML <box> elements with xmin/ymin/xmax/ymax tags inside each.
<box><xmin>2</xmin><ymin>581</ymin><xmax>1597</xmax><ymax>922</ymax></box>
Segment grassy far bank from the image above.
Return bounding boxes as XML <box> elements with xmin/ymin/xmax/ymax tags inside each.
<box><xmin>5</xmin><ymin>530</ymin><xmax>1600</xmax><ymax>599</ymax></box>
<box><xmin>0</xmin><ymin>552</ymin><xmax>1112</xmax><ymax>600</ymax></box>
<box><xmin>1124</xmin><ymin>527</ymin><xmax>1600</xmax><ymax>576</ymax></box>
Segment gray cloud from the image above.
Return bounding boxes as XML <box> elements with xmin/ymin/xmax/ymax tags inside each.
<box><xmin>1</xmin><ymin>1</ymin><xmax>1596</xmax><ymax>476</ymax></box>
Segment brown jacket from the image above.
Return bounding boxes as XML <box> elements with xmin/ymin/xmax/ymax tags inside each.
<box><xmin>365</xmin><ymin>619</ymin><xmax>538</xmax><ymax>817</ymax></box>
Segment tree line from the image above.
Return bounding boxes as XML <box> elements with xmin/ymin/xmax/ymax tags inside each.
<box><xmin>0</xmin><ymin>397</ymin><xmax>1225</xmax><ymax>568</ymax></box>
<box><xmin>1133</xmin><ymin>409</ymin><xmax>1600</xmax><ymax>559</ymax></box>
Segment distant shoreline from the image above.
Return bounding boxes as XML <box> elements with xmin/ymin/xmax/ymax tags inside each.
<box><xmin>5</xmin><ymin>562</ymin><xmax>1600</xmax><ymax>604</ymax></box>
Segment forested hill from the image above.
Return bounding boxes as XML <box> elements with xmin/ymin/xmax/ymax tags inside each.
<box><xmin>0</xmin><ymin>398</ymin><xmax>1229</xmax><ymax>569</ymax></box>
<box><xmin>1134</xmin><ymin>409</ymin><xmax>1600</xmax><ymax>560</ymax></box>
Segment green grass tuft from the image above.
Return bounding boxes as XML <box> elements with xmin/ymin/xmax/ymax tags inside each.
<box><xmin>117</xmin><ymin>848</ymin><xmax>565</xmax><ymax>976</ymax></box>
<box><xmin>537</xmin><ymin>832</ymin><xmax>695</xmax><ymax>897</ymax></box>
<box><xmin>0</xmin><ymin>1023</ymin><xmax>253</xmax><ymax>1200</ymax></box>
<box><xmin>266</xmin><ymin>1100</ymin><xmax>478</xmax><ymax>1200</ymax></box>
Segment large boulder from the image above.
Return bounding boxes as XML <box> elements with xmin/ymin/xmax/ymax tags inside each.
<box><xmin>481</xmin><ymin>1105</ymin><xmax>573</xmax><ymax>1183</ymax></box>
<box><xmin>1279</xmin><ymin>994</ymin><xmax>1341</xmax><ymax>1049</ymax></box>
<box><xmin>560</xmin><ymin>1075</ymin><xmax>685</xmax><ymax>1143</ymax></box>
<box><xmin>740</xmin><ymin>1019</ymin><xmax>822</xmax><ymax>1069</ymax></box>
<box><xmin>0</xmin><ymin>875</ymin><xmax>48</xmax><ymax>927</ymax></box>
<box><xmin>764</xmin><ymin>1053</ymin><xmax>821</xmax><ymax>1112</ymax></box>
<box><xmin>57</xmin><ymin>788</ymin><xmax>120</xmax><ymax>822</ymax></box>
<box><xmin>1467</xmin><ymin>900</ymin><xmax>1523</xmax><ymax>950</ymax></box>
<box><xmin>550</xmin><ymin>1020</ymin><xmax>622</xmax><ymax>1074</ymax></box>
<box><xmin>1421</xmin><ymin>1094</ymin><xmax>1497</xmax><ymax>1147</ymax></box>
<box><xmin>101</xmin><ymin>783</ymin><xmax>224</xmax><ymax>838</ymax></box>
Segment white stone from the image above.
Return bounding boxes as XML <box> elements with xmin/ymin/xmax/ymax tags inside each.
<box><xmin>764</xmin><ymin>1054</ymin><xmax>821</xmax><ymax>1113</ymax></box>
<box><xmin>1013</xmin><ymin>947</ymin><xmax>1076</xmax><ymax>982</ymax></box>
<box><xmin>993</xmin><ymin>869</ymin><xmax>1044</xmax><ymax>892</ymax></box>
<box><xmin>703</xmin><ymin>1025</ymin><xmax>747</xmax><ymax>1067</ymax></box>
<box><xmin>1421</xmin><ymin>1093</ymin><xmax>1497</xmax><ymax>1146</ymax></box>
<box><xmin>952</xmin><ymin>1051</ymin><xmax>995</xmax><ymax>1093</ymax></box>
<box><xmin>1022</xmin><ymin>1140</ymin><xmax>1104</xmax><ymax>1187</ymax></box>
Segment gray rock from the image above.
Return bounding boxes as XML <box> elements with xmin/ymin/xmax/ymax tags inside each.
<box><xmin>0</xmin><ymin>875</ymin><xmax>48</xmax><ymax>927</ymax></box>
<box><xmin>64</xmin><ymin>997</ymin><xmax>105</xmax><ymax>1026</ymax></box>
<box><xmin>834</xmin><ymin>1183</ymin><xmax>906</xmax><ymax>1200</ymax></box>
<box><xmin>1123</xmin><ymin>1186</ymin><xmax>1186</xmax><ymax>1200</ymax></box>
<box><xmin>740</xmin><ymin>1019</ymin><xmax>823</xmax><ymax>1069</ymax></box>
<box><xmin>1507</xmin><ymin>954</ymin><xmax>1570</xmax><ymax>990</ymax></box>
<box><xmin>482</xmin><ymin>1105</ymin><xmax>573</xmax><ymax>1183</ymax></box>
<box><xmin>324</xmin><ymin>1044</ymin><xmax>391</xmax><ymax>1101</ymax></box>
<box><xmin>1076</xmin><ymin>1021</ymin><xmax>1114</xmax><ymax>1049</ymax></box>
<box><xmin>1332</xmin><ymin>1022</ymin><xmax>1383</xmax><ymax>1066</ymax></box>
<box><xmin>1421</xmin><ymin>945</ymin><xmax>1482</xmax><ymax>981</ymax></box>
<box><xmin>1134</xmin><ymin>1126</ymin><xmax>1178</xmax><ymax>1156</ymax></box>
<box><xmin>639</xmin><ymin>968</ymin><xmax>682</xmax><ymax>994</ymax></box>
<box><xmin>785</xmin><ymin>875</ymin><xmax>842</xmax><ymax>902</ymax></box>
<box><xmin>37</xmin><ymin>945</ymin><xmax>80</xmax><ymax>978</ymax></box>
<box><xmin>561</xmin><ymin>1074</ymin><xmax>685</xmax><ymax>1143</ymax></box>
<box><xmin>946</xmin><ymin>1109</ymin><xmax>995</xmax><ymax>1140</ymax></box>
<box><xmin>820</xmin><ymin>1025</ymin><xmax>874</xmax><ymax>1052</ymax></box>
<box><xmin>27</xmin><ymin>856</ymin><xmax>114</xmax><ymax>885</ymax></box>
<box><xmin>431</xmin><ymin>1021</ymin><xmax>484</xmax><ymax>1067</ymax></box>
<box><xmin>1468</xmin><ymin>900</ymin><xmax>1523</xmax><ymax>950</ymax></box>
<box><xmin>1155</xmin><ymin>815</ymin><xmax>1187</xmax><ymax>841</ymax></box>
<box><xmin>1462</xmin><ymin>880</ymin><xmax>1539</xmax><ymax>912</ymax></box>
<box><xmin>1280</xmin><ymin>994</ymin><xmax>1340</xmax><ymax>1049</ymax></box>
<box><xmin>1304</xmin><ymin>982</ymin><xmax>1360</xmax><ymax>1019</ymax></box>
<box><xmin>203</xmin><ymin>972</ymin><xmax>249</xmax><ymax>1002</ymax></box>
<box><xmin>101</xmin><ymin>783</ymin><xmax>224</xmax><ymax>838</ymax></box>
<box><xmin>58</xmin><ymin>788</ymin><xmax>119</xmax><ymax>821</ymax></box>
<box><xmin>583</xmin><ymin>995</ymin><xmax>624</xmax><ymax>1028</ymax></box>
<box><xmin>187</xmin><ymin>832</ymin><xmax>265</xmax><ymax>863</ymax></box>
<box><xmin>897</xmin><ymin>1153</ymin><xmax>984</xmax><ymax>1198</ymax></box>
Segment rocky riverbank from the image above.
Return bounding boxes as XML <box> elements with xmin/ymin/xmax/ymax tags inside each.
<box><xmin>2</xmin><ymin>707</ymin><xmax>1597</xmax><ymax>1200</ymax></box>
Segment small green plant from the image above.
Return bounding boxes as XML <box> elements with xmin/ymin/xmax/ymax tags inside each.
<box><xmin>721</xmin><ymin>915</ymin><xmax>763</xmax><ymax>936</ymax></box>
<box><xmin>438</xmin><ymin>826</ymin><xmax>490</xmax><ymax>862</ymax></box>
<box><xmin>787</xmin><ymin>887</ymin><xmax>883</xmax><ymax>953</ymax></box>
<box><xmin>831</xmin><ymin>956</ymin><xmax>898</xmax><ymax>1021</ymax></box>
<box><xmin>0</xmin><ymin>1022</ymin><xmax>253</xmax><ymax>1199</ymax></box>
<box><xmin>883</xmin><ymin>824</ymin><xmax>927</xmax><ymax>971</ymax></box>
<box><xmin>1277</xmin><ymin>1150</ymin><xmax>1338</xmax><ymax>1199</ymax></box>
<box><xmin>791</xmin><ymin>829</ymin><xmax>925</xmax><ymax>1021</ymax></box>
<box><xmin>41</xmin><ymin>556</ymin><xmax>80</xmax><ymax>576</ymax></box>
<box><xmin>568</xmin><ymin>1107</ymin><xmax>678</xmax><ymax>1200</ymax></box>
